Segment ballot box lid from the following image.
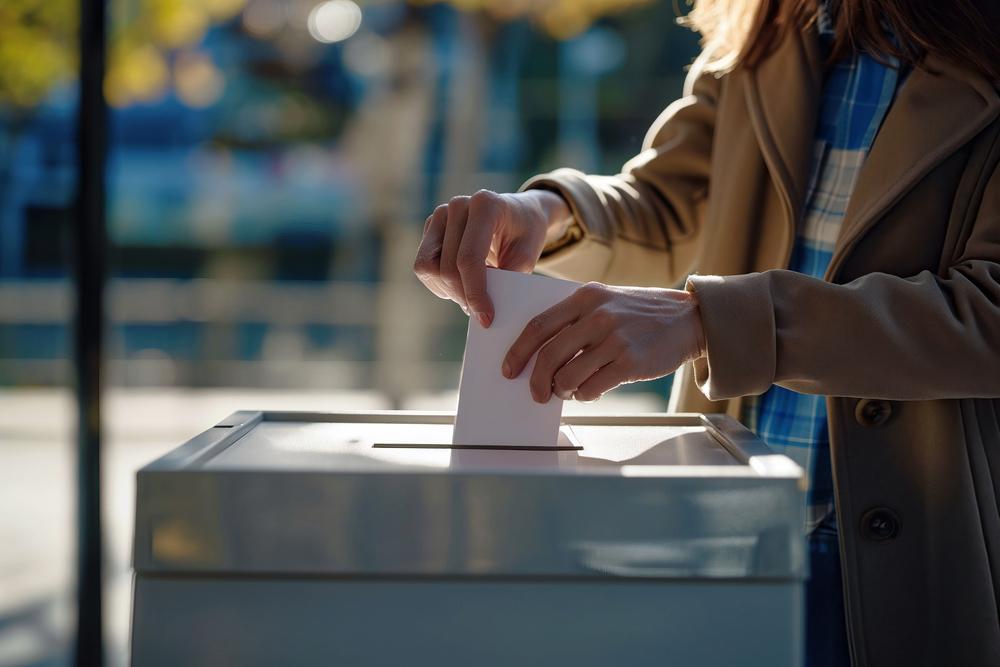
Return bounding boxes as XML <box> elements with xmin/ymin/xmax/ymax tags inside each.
<box><xmin>134</xmin><ymin>411</ymin><xmax>806</xmax><ymax>580</ymax></box>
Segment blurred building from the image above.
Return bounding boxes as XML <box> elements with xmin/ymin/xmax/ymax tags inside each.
<box><xmin>0</xmin><ymin>0</ymin><xmax>698</xmax><ymax>401</ymax></box>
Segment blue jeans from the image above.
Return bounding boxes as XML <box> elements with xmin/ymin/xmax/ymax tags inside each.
<box><xmin>805</xmin><ymin>512</ymin><xmax>852</xmax><ymax>667</ymax></box>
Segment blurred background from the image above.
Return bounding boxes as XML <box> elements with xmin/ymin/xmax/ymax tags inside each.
<box><xmin>0</xmin><ymin>0</ymin><xmax>700</xmax><ymax>664</ymax></box>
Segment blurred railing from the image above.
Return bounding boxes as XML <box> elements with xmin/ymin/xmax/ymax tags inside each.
<box><xmin>0</xmin><ymin>278</ymin><xmax>463</xmax><ymax>401</ymax></box>
<box><xmin>1</xmin><ymin>279</ymin><xmax>379</xmax><ymax>325</ymax></box>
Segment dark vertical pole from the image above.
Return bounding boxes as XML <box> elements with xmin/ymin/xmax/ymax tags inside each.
<box><xmin>73</xmin><ymin>0</ymin><xmax>106</xmax><ymax>663</ymax></box>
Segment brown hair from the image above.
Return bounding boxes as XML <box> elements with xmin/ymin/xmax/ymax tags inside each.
<box><xmin>682</xmin><ymin>0</ymin><xmax>1000</xmax><ymax>81</ymax></box>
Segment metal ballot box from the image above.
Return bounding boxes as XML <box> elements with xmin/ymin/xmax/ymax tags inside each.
<box><xmin>131</xmin><ymin>411</ymin><xmax>806</xmax><ymax>667</ymax></box>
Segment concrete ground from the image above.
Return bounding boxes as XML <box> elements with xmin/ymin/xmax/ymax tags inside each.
<box><xmin>0</xmin><ymin>387</ymin><xmax>664</xmax><ymax>666</ymax></box>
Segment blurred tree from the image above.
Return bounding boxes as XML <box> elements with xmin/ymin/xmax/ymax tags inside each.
<box><xmin>0</xmin><ymin>0</ymin><xmax>246</xmax><ymax>275</ymax></box>
<box><xmin>0</xmin><ymin>0</ymin><xmax>660</xmax><ymax>111</ymax></box>
<box><xmin>0</xmin><ymin>1</ymin><xmax>77</xmax><ymax>109</ymax></box>
<box><xmin>0</xmin><ymin>0</ymin><xmax>244</xmax><ymax>111</ymax></box>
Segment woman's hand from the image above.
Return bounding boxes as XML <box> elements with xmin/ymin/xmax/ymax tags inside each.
<box><xmin>413</xmin><ymin>189</ymin><xmax>572</xmax><ymax>328</ymax></box>
<box><xmin>502</xmin><ymin>282</ymin><xmax>706</xmax><ymax>403</ymax></box>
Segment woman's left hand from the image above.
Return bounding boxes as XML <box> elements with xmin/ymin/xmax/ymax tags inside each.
<box><xmin>502</xmin><ymin>282</ymin><xmax>706</xmax><ymax>403</ymax></box>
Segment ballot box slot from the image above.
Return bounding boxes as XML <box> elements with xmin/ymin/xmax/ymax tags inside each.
<box><xmin>373</xmin><ymin>442</ymin><xmax>582</xmax><ymax>451</ymax></box>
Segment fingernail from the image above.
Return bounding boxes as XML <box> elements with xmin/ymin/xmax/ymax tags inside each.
<box><xmin>477</xmin><ymin>312</ymin><xmax>492</xmax><ymax>328</ymax></box>
<box><xmin>501</xmin><ymin>360</ymin><xmax>511</xmax><ymax>378</ymax></box>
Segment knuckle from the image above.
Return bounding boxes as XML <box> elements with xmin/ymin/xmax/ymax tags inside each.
<box><xmin>590</xmin><ymin>306</ymin><xmax>615</xmax><ymax>328</ymax></box>
<box><xmin>605</xmin><ymin>331</ymin><xmax>628</xmax><ymax>351</ymax></box>
<box><xmin>552</xmin><ymin>371</ymin><xmax>573</xmax><ymax>396</ymax></box>
<box><xmin>440</xmin><ymin>272</ymin><xmax>461</xmax><ymax>289</ymax></box>
<box><xmin>579</xmin><ymin>282</ymin><xmax>606</xmax><ymax>300</ymax></box>
<box><xmin>448</xmin><ymin>195</ymin><xmax>470</xmax><ymax>211</ymax></box>
<box><xmin>470</xmin><ymin>189</ymin><xmax>496</xmax><ymax>205</ymax></box>
<box><xmin>464</xmin><ymin>284</ymin><xmax>486</xmax><ymax>299</ymax></box>
<box><xmin>455</xmin><ymin>250</ymin><xmax>482</xmax><ymax>271</ymax></box>
<box><xmin>526</xmin><ymin>315</ymin><xmax>547</xmax><ymax>335</ymax></box>
<box><xmin>464</xmin><ymin>289</ymin><xmax>486</xmax><ymax>305</ymax></box>
<box><xmin>438</xmin><ymin>263</ymin><xmax>461</xmax><ymax>285</ymax></box>
<box><xmin>618</xmin><ymin>347</ymin><xmax>639</xmax><ymax>370</ymax></box>
<box><xmin>412</xmin><ymin>257</ymin><xmax>431</xmax><ymax>277</ymax></box>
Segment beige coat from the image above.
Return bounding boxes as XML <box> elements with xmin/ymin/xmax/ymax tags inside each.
<box><xmin>524</xmin><ymin>24</ymin><xmax>1000</xmax><ymax>667</ymax></box>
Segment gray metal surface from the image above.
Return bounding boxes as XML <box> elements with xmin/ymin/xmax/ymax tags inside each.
<box><xmin>133</xmin><ymin>412</ymin><xmax>805</xmax><ymax>580</ymax></box>
<box><xmin>132</xmin><ymin>575</ymin><xmax>803</xmax><ymax>667</ymax></box>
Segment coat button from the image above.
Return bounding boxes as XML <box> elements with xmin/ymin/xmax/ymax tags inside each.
<box><xmin>855</xmin><ymin>399</ymin><xmax>893</xmax><ymax>427</ymax></box>
<box><xmin>860</xmin><ymin>507</ymin><xmax>900</xmax><ymax>541</ymax></box>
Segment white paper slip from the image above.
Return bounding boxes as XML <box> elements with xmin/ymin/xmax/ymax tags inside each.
<box><xmin>453</xmin><ymin>268</ymin><xmax>580</xmax><ymax>447</ymax></box>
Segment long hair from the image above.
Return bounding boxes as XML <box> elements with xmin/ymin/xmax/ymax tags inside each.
<box><xmin>682</xmin><ymin>0</ymin><xmax>1000</xmax><ymax>81</ymax></box>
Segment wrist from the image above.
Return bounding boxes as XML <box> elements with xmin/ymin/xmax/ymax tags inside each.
<box><xmin>525</xmin><ymin>189</ymin><xmax>575</xmax><ymax>247</ymax></box>
<box><xmin>684</xmin><ymin>288</ymin><xmax>707</xmax><ymax>361</ymax></box>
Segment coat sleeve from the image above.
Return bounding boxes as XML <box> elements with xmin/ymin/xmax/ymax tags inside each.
<box><xmin>686</xmin><ymin>161</ymin><xmax>1000</xmax><ymax>401</ymax></box>
<box><xmin>520</xmin><ymin>52</ymin><xmax>721</xmax><ymax>288</ymax></box>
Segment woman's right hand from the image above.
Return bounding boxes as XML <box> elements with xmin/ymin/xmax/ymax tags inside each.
<box><xmin>413</xmin><ymin>189</ymin><xmax>571</xmax><ymax>328</ymax></box>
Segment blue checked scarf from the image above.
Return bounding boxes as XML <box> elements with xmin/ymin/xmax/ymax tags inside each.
<box><xmin>743</xmin><ymin>7</ymin><xmax>904</xmax><ymax>530</ymax></box>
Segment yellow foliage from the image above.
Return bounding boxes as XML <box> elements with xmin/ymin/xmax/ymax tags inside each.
<box><xmin>106</xmin><ymin>43</ymin><xmax>170</xmax><ymax>106</ymax></box>
<box><xmin>0</xmin><ymin>0</ymin><xmax>78</xmax><ymax>108</ymax></box>
<box><xmin>0</xmin><ymin>0</ymin><xmax>241</xmax><ymax>109</ymax></box>
<box><xmin>0</xmin><ymin>0</ymin><xmax>655</xmax><ymax>110</ymax></box>
<box><xmin>204</xmin><ymin>0</ymin><xmax>249</xmax><ymax>21</ymax></box>
<box><xmin>148</xmin><ymin>0</ymin><xmax>210</xmax><ymax>48</ymax></box>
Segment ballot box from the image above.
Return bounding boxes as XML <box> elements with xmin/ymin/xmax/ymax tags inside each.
<box><xmin>131</xmin><ymin>411</ymin><xmax>806</xmax><ymax>666</ymax></box>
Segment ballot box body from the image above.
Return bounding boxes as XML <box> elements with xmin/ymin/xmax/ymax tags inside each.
<box><xmin>131</xmin><ymin>412</ymin><xmax>806</xmax><ymax>666</ymax></box>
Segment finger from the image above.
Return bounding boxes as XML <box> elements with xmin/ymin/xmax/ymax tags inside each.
<box><xmin>529</xmin><ymin>322</ymin><xmax>604</xmax><ymax>403</ymax></box>
<box><xmin>503</xmin><ymin>295</ymin><xmax>583</xmax><ymax>380</ymax></box>
<box><xmin>551</xmin><ymin>338</ymin><xmax>619</xmax><ymax>400</ymax></box>
<box><xmin>457</xmin><ymin>192</ymin><xmax>501</xmax><ymax>326</ymax></box>
<box><xmin>439</xmin><ymin>197</ymin><xmax>470</xmax><ymax>310</ymax></box>
<box><xmin>496</xmin><ymin>236</ymin><xmax>541</xmax><ymax>273</ymax></box>
<box><xmin>574</xmin><ymin>359</ymin><xmax>630</xmax><ymax>403</ymax></box>
<box><xmin>413</xmin><ymin>208</ymin><xmax>450</xmax><ymax>300</ymax></box>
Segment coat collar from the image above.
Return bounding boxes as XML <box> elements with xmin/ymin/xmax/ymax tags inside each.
<box><xmin>830</xmin><ymin>56</ymin><xmax>1000</xmax><ymax>273</ymax></box>
<box><xmin>741</xmin><ymin>27</ymin><xmax>1000</xmax><ymax>273</ymax></box>
<box><xmin>742</xmin><ymin>23</ymin><xmax>824</xmax><ymax>257</ymax></box>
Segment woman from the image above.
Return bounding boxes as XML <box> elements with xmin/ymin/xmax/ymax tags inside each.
<box><xmin>413</xmin><ymin>1</ymin><xmax>1000</xmax><ymax>665</ymax></box>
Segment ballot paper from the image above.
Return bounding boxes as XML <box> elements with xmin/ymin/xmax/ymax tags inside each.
<box><xmin>453</xmin><ymin>268</ymin><xmax>580</xmax><ymax>447</ymax></box>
